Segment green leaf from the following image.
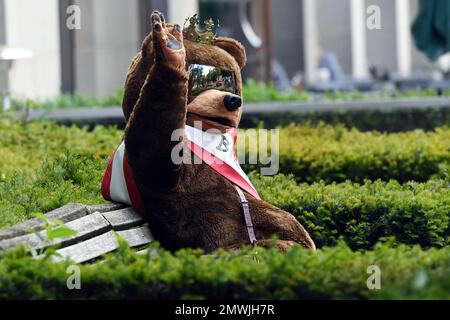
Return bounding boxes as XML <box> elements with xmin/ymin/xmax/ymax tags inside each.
<box><xmin>46</xmin><ymin>226</ymin><xmax>77</xmax><ymax>239</ymax></box>
<box><xmin>33</xmin><ymin>212</ymin><xmax>48</xmax><ymax>223</ymax></box>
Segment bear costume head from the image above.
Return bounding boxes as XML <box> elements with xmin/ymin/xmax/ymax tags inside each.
<box><xmin>122</xmin><ymin>16</ymin><xmax>246</xmax><ymax>133</ymax></box>
<box><xmin>103</xmin><ymin>11</ymin><xmax>315</xmax><ymax>252</ymax></box>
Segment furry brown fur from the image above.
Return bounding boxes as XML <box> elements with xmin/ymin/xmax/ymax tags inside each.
<box><xmin>121</xmin><ymin>11</ymin><xmax>315</xmax><ymax>252</ymax></box>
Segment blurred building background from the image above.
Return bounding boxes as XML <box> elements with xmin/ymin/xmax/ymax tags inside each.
<box><xmin>0</xmin><ymin>0</ymin><xmax>446</xmax><ymax>100</ymax></box>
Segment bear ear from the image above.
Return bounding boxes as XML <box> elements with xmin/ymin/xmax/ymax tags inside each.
<box><xmin>215</xmin><ymin>37</ymin><xmax>247</xmax><ymax>69</ymax></box>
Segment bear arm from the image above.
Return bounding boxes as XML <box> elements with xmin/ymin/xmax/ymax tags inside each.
<box><xmin>124</xmin><ymin>62</ymin><xmax>189</xmax><ymax>190</ymax></box>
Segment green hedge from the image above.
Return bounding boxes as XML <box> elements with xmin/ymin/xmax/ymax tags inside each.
<box><xmin>1</xmin><ymin>119</ymin><xmax>449</xmax><ymax>249</ymax></box>
<box><xmin>2</xmin><ymin>119</ymin><xmax>449</xmax><ymax>184</ymax></box>
<box><xmin>0</xmin><ymin>119</ymin><xmax>121</xmax><ymax>176</ymax></box>
<box><xmin>3</xmin><ymin>83</ymin><xmax>450</xmax><ymax>132</ymax></box>
<box><xmin>4</xmin><ymin>82</ymin><xmax>450</xmax><ymax>111</ymax></box>
<box><xmin>241</xmin><ymin>124</ymin><xmax>450</xmax><ymax>183</ymax></box>
<box><xmin>0</xmin><ymin>152</ymin><xmax>108</xmax><ymax>228</ymax></box>
<box><xmin>1</xmin><ymin>116</ymin><xmax>449</xmax><ymax>300</ymax></box>
<box><xmin>0</xmin><ymin>119</ymin><xmax>121</xmax><ymax>227</ymax></box>
<box><xmin>252</xmin><ymin>174</ymin><xmax>450</xmax><ymax>249</ymax></box>
<box><xmin>1</xmin><ymin>149</ymin><xmax>448</xmax><ymax>250</ymax></box>
<box><xmin>0</xmin><ymin>242</ymin><xmax>448</xmax><ymax>299</ymax></box>
<box><xmin>240</xmin><ymin>106</ymin><xmax>450</xmax><ymax>132</ymax></box>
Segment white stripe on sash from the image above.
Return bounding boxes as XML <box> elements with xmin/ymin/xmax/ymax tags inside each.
<box><xmin>185</xmin><ymin>125</ymin><xmax>258</xmax><ymax>193</ymax></box>
<box><xmin>109</xmin><ymin>142</ymin><xmax>132</xmax><ymax>205</ymax></box>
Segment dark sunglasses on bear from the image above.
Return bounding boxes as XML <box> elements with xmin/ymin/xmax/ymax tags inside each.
<box><xmin>188</xmin><ymin>64</ymin><xmax>237</xmax><ymax>97</ymax></box>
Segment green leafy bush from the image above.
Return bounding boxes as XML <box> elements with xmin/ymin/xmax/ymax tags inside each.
<box><xmin>1</xmin><ymin>150</ymin><xmax>449</xmax><ymax>250</ymax></box>
<box><xmin>0</xmin><ymin>242</ymin><xmax>448</xmax><ymax>299</ymax></box>
<box><xmin>3</xmin><ymin>120</ymin><xmax>449</xmax><ymax>185</ymax></box>
<box><xmin>239</xmin><ymin>81</ymin><xmax>449</xmax><ymax>132</ymax></box>
<box><xmin>0</xmin><ymin>151</ymin><xmax>108</xmax><ymax>227</ymax></box>
<box><xmin>0</xmin><ymin>119</ymin><xmax>449</xmax><ymax>250</ymax></box>
<box><xmin>242</xmin><ymin>79</ymin><xmax>310</xmax><ymax>102</ymax></box>
<box><xmin>0</xmin><ymin>119</ymin><xmax>121</xmax><ymax>227</ymax></box>
<box><xmin>240</xmin><ymin>107</ymin><xmax>450</xmax><ymax>132</ymax></box>
<box><xmin>3</xmin><ymin>82</ymin><xmax>450</xmax><ymax>111</ymax></box>
<box><xmin>252</xmin><ymin>174</ymin><xmax>450</xmax><ymax>249</ymax></box>
<box><xmin>241</xmin><ymin>124</ymin><xmax>450</xmax><ymax>183</ymax></box>
<box><xmin>0</xmin><ymin>119</ymin><xmax>121</xmax><ymax>176</ymax></box>
<box><xmin>2</xmin><ymin>88</ymin><xmax>125</xmax><ymax>111</ymax></box>
<box><xmin>243</xmin><ymin>81</ymin><xmax>450</xmax><ymax>102</ymax></box>
<box><xmin>0</xmin><ymin>117</ymin><xmax>449</xmax><ymax>300</ymax></box>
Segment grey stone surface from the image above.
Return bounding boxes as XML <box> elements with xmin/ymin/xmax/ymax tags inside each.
<box><xmin>87</xmin><ymin>202</ymin><xmax>127</xmax><ymax>214</ymax></box>
<box><xmin>53</xmin><ymin>226</ymin><xmax>152</xmax><ymax>263</ymax></box>
<box><xmin>101</xmin><ymin>207</ymin><xmax>143</xmax><ymax>231</ymax></box>
<box><xmin>0</xmin><ymin>212</ymin><xmax>110</xmax><ymax>251</ymax></box>
<box><xmin>0</xmin><ymin>203</ymin><xmax>88</xmax><ymax>241</ymax></box>
<box><xmin>1</xmin><ymin>202</ymin><xmax>151</xmax><ymax>264</ymax></box>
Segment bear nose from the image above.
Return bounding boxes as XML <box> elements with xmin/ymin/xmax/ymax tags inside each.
<box><xmin>223</xmin><ymin>94</ymin><xmax>242</xmax><ymax>111</ymax></box>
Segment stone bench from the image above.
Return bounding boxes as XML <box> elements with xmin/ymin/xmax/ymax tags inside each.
<box><xmin>0</xmin><ymin>202</ymin><xmax>153</xmax><ymax>263</ymax></box>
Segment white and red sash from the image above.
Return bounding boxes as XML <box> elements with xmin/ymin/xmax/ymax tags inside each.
<box><xmin>101</xmin><ymin>125</ymin><xmax>260</xmax><ymax>214</ymax></box>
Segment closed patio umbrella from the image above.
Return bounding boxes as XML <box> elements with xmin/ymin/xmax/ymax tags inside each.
<box><xmin>411</xmin><ymin>0</ymin><xmax>450</xmax><ymax>61</ymax></box>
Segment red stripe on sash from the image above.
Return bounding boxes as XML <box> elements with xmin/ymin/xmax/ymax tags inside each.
<box><xmin>187</xmin><ymin>140</ymin><xmax>261</xmax><ymax>200</ymax></box>
<box><xmin>101</xmin><ymin>153</ymin><xmax>114</xmax><ymax>201</ymax></box>
<box><xmin>123</xmin><ymin>155</ymin><xmax>145</xmax><ymax>214</ymax></box>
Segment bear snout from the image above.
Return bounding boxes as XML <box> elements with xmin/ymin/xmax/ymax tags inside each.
<box><xmin>223</xmin><ymin>94</ymin><xmax>242</xmax><ymax>111</ymax></box>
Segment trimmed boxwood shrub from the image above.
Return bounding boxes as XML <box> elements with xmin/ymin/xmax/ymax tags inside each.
<box><xmin>4</xmin><ymin>82</ymin><xmax>450</xmax><ymax>131</ymax></box>
<box><xmin>0</xmin><ymin>151</ymin><xmax>108</xmax><ymax>228</ymax></box>
<box><xmin>6</xmin><ymin>82</ymin><xmax>449</xmax><ymax>110</ymax></box>
<box><xmin>0</xmin><ymin>242</ymin><xmax>448</xmax><ymax>299</ymax></box>
<box><xmin>1</xmin><ymin>150</ymin><xmax>448</xmax><ymax>250</ymax></box>
<box><xmin>252</xmin><ymin>173</ymin><xmax>450</xmax><ymax>249</ymax></box>
<box><xmin>0</xmin><ymin>118</ymin><xmax>121</xmax><ymax>176</ymax></box>
<box><xmin>241</xmin><ymin>124</ymin><xmax>450</xmax><ymax>183</ymax></box>
<box><xmin>240</xmin><ymin>106</ymin><xmax>450</xmax><ymax>132</ymax></box>
<box><xmin>0</xmin><ymin>118</ymin><xmax>449</xmax><ymax>249</ymax></box>
<box><xmin>1</xmin><ymin>118</ymin><xmax>449</xmax><ymax>183</ymax></box>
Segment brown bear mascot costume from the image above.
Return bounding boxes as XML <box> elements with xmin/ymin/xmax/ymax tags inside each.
<box><xmin>102</xmin><ymin>11</ymin><xmax>315</xmax><ymax>252</ymax></box>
